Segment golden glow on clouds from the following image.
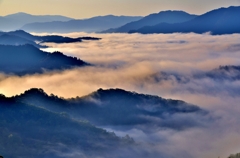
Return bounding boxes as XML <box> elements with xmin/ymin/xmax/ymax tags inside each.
<box><xmin>0</xmin><ymin>0</ymin><xmax>240</xmax><ymax>18</ymax></box>
<box><xmin>1</xmin><ymin>33</ymin><xmax>240</xmax><ymax>158</ymax></box>
<box><xmin>1</xmin><ymin>33</ymin><xmax>240</xmax><ymax>100</ymax></box>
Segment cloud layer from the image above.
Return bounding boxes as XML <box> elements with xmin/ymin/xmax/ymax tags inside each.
<box><xmin>1</xmin><ymin>32</ymin><xmax>240</xmax><ymax>158</ymax></box>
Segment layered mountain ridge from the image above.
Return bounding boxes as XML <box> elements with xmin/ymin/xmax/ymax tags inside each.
<box><xmin>128</xmin><ymin>6</ymin><xmax>240</xmax><ymax>35</ymax></box>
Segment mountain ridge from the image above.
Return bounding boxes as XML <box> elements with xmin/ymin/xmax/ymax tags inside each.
<box><xmin>0</xmin><ymin>12</ymin><xmax>74</xmax><ymax>31</ymax></box>
<box><xmin>102</xmin><ymin>10</ymin><xmax>197</xmax><ymax>33</ymax></box>
<box><xmin>0</xmin><ymin>33</ymin><xmax>45</xmax><ymax>48</ymax></box>
<box><xmin>0</xmin><ymin>93</ymin><xmax>133</xmax><ymax>158</ymax></box>
<box><xmin>21</xmin><ymin>15</ymin><xmax>143</xmax><ymax>33</ymax></box>
<box><xmin>0</xmin><ymin>44</ymin><xmax>89</xmax><ymax>75</ymax></box>
<box><xmin>129</xmin><ymin>6</ymin><xmax>240</xmax><ymax>35</ymax></box>
<box><xmin>0</xmin><ymin>30</ymin><xmax>101</xmax><ymax>46</ymax></box>
<box><xmin>14</xmin><ymin>87</ymin><xmax>208</xmax><ymax>132</ymax></box>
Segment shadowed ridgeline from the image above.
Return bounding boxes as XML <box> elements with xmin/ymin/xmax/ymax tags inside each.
<box><xmin>20</xmin><ymin>15</ymin><xmax>143</xmax><ymax>33</ymax></box>
<box><xmin>0</xmin><ymin>93</ymin><xmax>134</xmax><ymax>158</ymax></box>
<box><xmin>14</xmin><ymin>88</ymin><xmax>209</xmax><ymax>132</ymax></box>
<box><xmin>0</xmin><ymin>44</ymin><xmax>90</xmax><ymax>75</ymax></box>
<box><xmin>0</xmin><ymin>30</ymin><xmax>101</xmax><ymax>47</ymax></box>
<box><xmin>128</xmin><ymin>6</ymin><xmax>240</xmax><ymax>35</ymax></box>
<box><xmin>102</xmin><ymin>10</ymin><xmax>197</xmax><ymax>33</ymax></box>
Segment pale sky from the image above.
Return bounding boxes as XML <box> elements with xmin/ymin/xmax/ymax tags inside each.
<box><xmin>0</xmin><ymin>0</ymin><xmax>240</xmax><ymax>19</ymax></box>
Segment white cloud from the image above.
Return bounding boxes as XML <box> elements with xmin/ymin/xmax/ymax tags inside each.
<box><xmin>1</xmin><ymin>33</ymin><xmax>240</xmax><ymax>158</ymax></box>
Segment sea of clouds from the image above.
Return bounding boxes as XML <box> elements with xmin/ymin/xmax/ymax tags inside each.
<box><xmin>1</xmin><ymin>33</ymin><xmax>240</xmax><ymax>158</ymax></box>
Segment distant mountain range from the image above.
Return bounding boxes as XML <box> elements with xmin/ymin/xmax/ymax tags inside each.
<box><xmin>21</xmin><ymin>15</ymin><xmax>143</xmax><ymax>33</ymax></box>
<box><xmin>0</xmin><ymin>44</ymin><xmax>89</xmax><ymax>75</ymax></box>
<box><xmin>0</xmin><ymin>12</ymin><xmax>73</xmax><ymax>31</ymax></box>
<box><xmin>2</xmin><ymin>6</ymin><xmax>240</xmax><ymax>34</ymax></box>
<box><xmin>128</xmin><ymin>6</ymin><xmax>240</xmax><ymax>35</ymax></box>
<box><xmin>0</xmin><ymin>12</ymin><xmax>142</xmax><ymax>33</ymax></box>
<box><xmin>102</xmin><ymin>10</ymin><xmax>197</xmax><ymax>33</ymax></box>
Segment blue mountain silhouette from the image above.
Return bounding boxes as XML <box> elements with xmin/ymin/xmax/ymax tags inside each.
<box><xmin>15</xmin><ymin>88</ymin><xmax>207</xmax><ymax>132</ymax></box>
<box><xmin>102</xmin><ymin>10</ymin><xmax>197</xmax><ymax>33</ymax></box>
<box><xmin>21</xmin><ymin>15</ymin><xmax>143</xmax><ymax>33</ymax></box>
<box><xmin>130</xmin><ymin>6</ymin><xmax>240</xmax><ymax>35</ymax></box>
<box><xmin>0</xmin><ymin>44</ymin><xmax>89</xmax><ymax>75</ymax></box>
<box><xmin>0</xmin><ymin>93</ymin><xmax>131</xmax><ymax>158</ymax></box>
<box><xmin>0</xmin><ymin>30</ymin><xmax>101</xmax><ymax>46</ymax></box>
<box><xmin>0</xmin><ymin>12</ymin><xmax>73</xmax><ymax>31</ymax></box>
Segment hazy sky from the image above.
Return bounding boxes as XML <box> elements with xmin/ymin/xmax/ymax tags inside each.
<box><xmin>0</xmin><ymin>0</ymin><xmax>240</xmax><ymax>18</ymax></box>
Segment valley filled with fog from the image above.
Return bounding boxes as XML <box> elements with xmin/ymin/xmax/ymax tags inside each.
<box><xmin>1</xmin><ymin>32</ymin><xmax>240</xmax><ymax>158</ymax></box>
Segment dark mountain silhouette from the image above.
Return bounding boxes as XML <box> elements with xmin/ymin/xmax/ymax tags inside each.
<box><xmin>0</xmin><ymin>45</ymin><xmax>89</xmax><ymax>75</ymax></box>
<box><xmin>0</xmin><ymin>30</ymin><xmax>101</xmax><ymax>46</ymax></box>
<box><xmin>77</xmin><ymin>36</ymin><xmax>102</xmax><ymax>41</ymax></box>
<box><xmin>0</xmin><ymin>94</ymin><xmax>133</xmax><ymax>158</ymax></box>
<box><xmin>102</xmin><ymin>10</ymin><xmax>197</xmax><ymax>33</ymax></box>
<box><xmin>0</xmin><ymin>34</ymin><xmax>46</xmax><ymax>48</ymax></box>
<box><xmin>129</xmin><ymin>6</ymin><xmax>240</xmax><ymax>35</ymax></box>
<box><xmin>38</xmin><ymin>35</ymin><xmax>83</xmax><ymax>44</ymax></box>
<box><xmin>15</xmin><ymin>88</ymin><xmax>208</xmax><ymax>132</ymax></box>
<box><xmin>0</xmin><ymin>12</ymin><xmax>74</xmax><ymax>31</ymax></box>
<box><xmin>37</xmin><ymin>35</ymin><xmax>101</xmax><ymax>44</ymax></box>
<box><xmin>1</xmin><ymin>30</ymin><xmax>38</xmax><ymax>41</ymax></box>
<box><xmin>21</xmin><ymin>15</ymin><xmax>143</xmax><ymax>33</ymax></box>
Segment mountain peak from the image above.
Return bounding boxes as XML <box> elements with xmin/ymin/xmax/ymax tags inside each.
<box><xmin>220</xmin><ymin>5</ymin><xmax>240</xmax><ymax>9</ymax></box>
<box><xmin>8</xmin><ymin>30</ymin><xmax>33</xmax><ymax>37</ymax></box>
<box><xmin>102</xmin><ymin>9</ymin><xmax>197</xmax><ymax>33</ymax></box>
<box><xmin>155</xmin><ymin>10</ymin><xmax>197</xmax><ymax>16</ymax></box>
<box><xmin>15</xmin><ymin>12</ymin><xmax>30</xmax><ymax>15</ymax></box>
<box><xmin>128</xmin><ymin>5</ymin><xmax>240</xmax><ymax>34</ymax></box>
<box><xmin>9</xmin><ymin>29</ymin><xmax>28</xmax><ymax>34</ymax></box>
<box><xmin>95</xmin><ymin>88</ymin><xmax>135</xmax><ymax>95</ymax></box>
<box><xmin>158</xmin><ymin>10</ymin><xmax>187</xmax><ymax>13</ymax></box>
<box><xmin>22</xmin><ymin>88</ymin><xmax>47</xmax><ymax>96</ymax></box>
<box><xmin>5</xmin><ymin>12</ymin><xmax>32</xmax><ymax>17</ymax></box>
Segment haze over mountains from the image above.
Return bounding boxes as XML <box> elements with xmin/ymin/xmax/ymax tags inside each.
<box><xmin>0</xmin><ymin>31</ymin><xmax>240</xmax><ymax>158</ymax></box>
<box><xmin>1</xmin><ymin>6</ymin><xmax>240</xmax><ymax>35</ymax></box>
<box><xmin>0</xmin><ymin>30</ymin><xmax>104</xmax><ymax>75</ymax></box>
<box><xmin>0</xmin><ymin>33</ymin><xmax>45</xmax><ymax>48</ymax></box>
<box><xmin>0</xmin><ymin>12</ymin><xmax>73</xmax><ymax>31</ymax></box>
<box><xmin>129</xmin><ymin>6</ymin><xmax>240</xmax><ymax>35</ymax></box>
<box><xmin>103</xmin><ymin>6</ymin><xmax>240</xmax><ymax>35</ymax></box>
<box><xmin>1</xmin><ymin>4</ymin><xmax>240</xmax><ymax>158</ymax></box>
<box><xmin>0</xmin><ymin>12</ymin><xmax>142</xmax><ymax>32</ymax></box>
<box><xmin>21</xmin><ymin>15</ymin><xmax>143</xmax><ymax>33</ymax></box>
<box><xmin>0</xmin><ymin>87</ymin><xmax>210</xmax><ymax>157</ymax></box>
<box><xmin>102</xmin><ymin>10</ymin><xmax>197</xmax><ymax>33</ymax></box>
<box><xmin>0</xmin><ymin>44</ymin><xmax>89</xmax><ymax>75</ymax></box>
<box><xmin>0</xmin><ymin>86</ymin><xmax>210</xmax><ymax>158</ymax></box>
<box><xmin>15</xmin><ymin>88</ymin><xmax>207</xmax><ymax>132</ymax></box>
<box><xmin>0</xmin><ymin>93</ymin><xmax>134</xmax><ymax>158</ymax></box>
<box><xmin>0</xmin><ymin>30</ymin><xmax>101</xmax><ymax>44</ymax></box>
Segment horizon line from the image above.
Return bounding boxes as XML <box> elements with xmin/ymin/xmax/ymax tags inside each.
<box><xmin>1</xmin><ymin>5</ymin><xmax>239</xmax><ymax>19</ymax></box>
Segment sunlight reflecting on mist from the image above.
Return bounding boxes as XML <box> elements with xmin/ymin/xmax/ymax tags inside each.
<box><xmin>1</xmin><ymin>33</ymin><xmax>240</xmax><ymax>101</ymax></box>
<box><xmin>1</xmin><ymin>33</ymin><xmax>240</xmax><ymax>158</ymax></box>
